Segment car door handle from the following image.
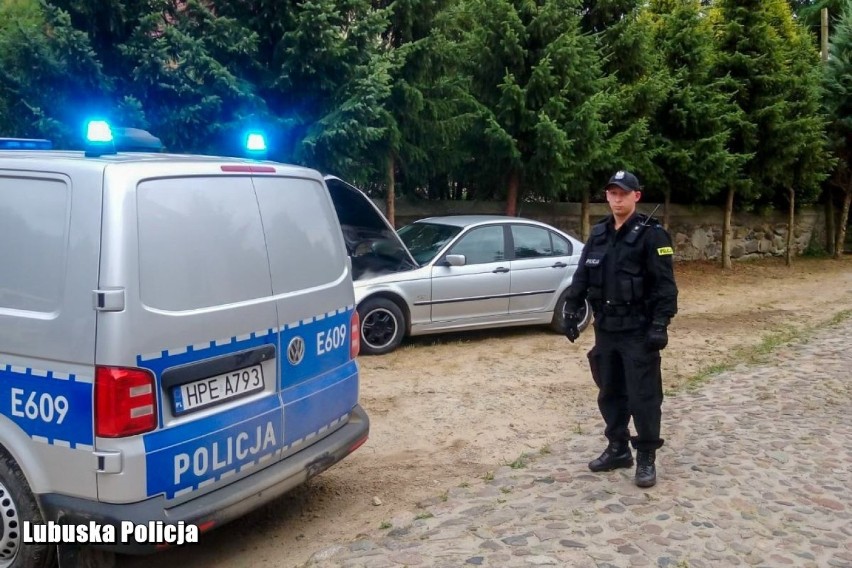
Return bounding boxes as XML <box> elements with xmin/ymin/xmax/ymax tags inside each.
<box><xmin>493</xmin><ymin>267</ymin><xmax>510</xmax><ymax>273</ymax></box>
<box><xmin>551</xmin><ymin>262</ymin><xmax>567</xmax><ymax>268</ymax></box>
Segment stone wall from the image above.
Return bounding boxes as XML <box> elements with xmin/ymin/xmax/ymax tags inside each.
<box><xmin>376</xmin><ymin>199</ymin><xmax>826</xmax><ymax>262</ymax></box>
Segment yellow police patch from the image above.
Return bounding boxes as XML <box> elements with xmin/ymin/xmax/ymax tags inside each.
<box><xmin>657</xmin><ymin>246</ymin><xmax>674</xmax><ymax>256</ymax></box>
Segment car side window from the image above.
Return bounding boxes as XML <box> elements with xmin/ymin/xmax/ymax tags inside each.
<box><xmin>512</xmin><ymin>225</ymin><xmax>553</xmax><ymax>259</ymax></box>
<box><xmin>448</xmin><ymin>226</ymin><xmax>505</xmax><ymax>264</ymax></box>
<box><xmin>551</xmin><ymin>232</ymin><xmax>572</xmax><ymax>256</ymax></box>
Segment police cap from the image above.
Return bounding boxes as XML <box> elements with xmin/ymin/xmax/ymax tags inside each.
<box><xmin>605</xmin><ymin>170</ymin><xmax>641</xmax><ymax>192</ymax></box>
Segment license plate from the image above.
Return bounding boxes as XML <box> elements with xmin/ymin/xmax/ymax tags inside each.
<box><xmin>172</xmin><ymin>364</ymin><xmax>265</xmax><ymax>416</ymax></box>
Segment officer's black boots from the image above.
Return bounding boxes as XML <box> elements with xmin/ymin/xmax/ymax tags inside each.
<box><xmin>588</xmin><ymin>442</ymin><xmax>634</xmax><ymax>472</ymax></box>
<box><xmin>635</xmin><ymin>450</ymin><xmax>657</xmax><ymax>487</ymax></box>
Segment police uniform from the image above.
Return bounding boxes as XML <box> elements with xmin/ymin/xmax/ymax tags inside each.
<box><xmin>564</xmin><ymin>177</ymin><xmax>678</xmax><ymax>487</ymax></box>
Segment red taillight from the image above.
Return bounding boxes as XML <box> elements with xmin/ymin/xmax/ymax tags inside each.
<box><xmin>350</xmin><ymin>310</ymin><xmax>361</xmax><ymax>359</ymax></box>
<box><xmin>95</xmin><ymin>366</ymin><xmax>157</xmax><ymax>437</ymax></box>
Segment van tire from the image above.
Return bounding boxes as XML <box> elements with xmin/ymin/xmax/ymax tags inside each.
<box><xmin>0</xmin><ymin>454</ymin><xmax>55</xmax><ymax>568</ymax></box>
<box><xmin>358</xmin><ymin>298</ymin><xmax>405</xmax><ymax>355</ymax></box>
<box><xmin>551</xmin><ymin>296</ymin><xmax>592</xmax><ymax>334</ymax></box>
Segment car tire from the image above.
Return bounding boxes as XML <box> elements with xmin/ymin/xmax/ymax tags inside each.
<box><xmin>0</xmin><ymin>453</ymin><xmax>55</xmax><ymax>568</ymax></box>
<box><xmin>551</xmin><ymin>295</ymin><xmax>592</xmax><ymax>334</ymax></box>
<box><xmin>358</xmin><ymin>298</ymin><xmax>406</xmax><ymax>355</ymax></box>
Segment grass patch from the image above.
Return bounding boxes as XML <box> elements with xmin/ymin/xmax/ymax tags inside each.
<box><xmin>379</xmin><ymin>521</ymin><xmax>392</xmax><ymax>530</ymax></box>
<box><xmin>415</xmin><ymin>512</ymin><xmax>434</xmax><ymax>520</ymax></box>
<box><xmin>483</xmin><ymin>471</ymin><xmax>494</xmax><ymax>481</ymax></box>
<box><xmin>828</xmin><ymin>308</ymin><xmax>852</xmax><ymax>326</ymax></box>
<box><xmin>508</xmin><ymin>453</ymin><xmax>529</xmax><ymax>469</ymax></box>
<box><xmin>682</xmin><ymin>308</ymin><xmax>852</xmax><ymax>393</ymax></box>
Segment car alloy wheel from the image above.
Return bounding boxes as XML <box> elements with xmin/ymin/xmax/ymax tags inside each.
<box><xmin>358</xmin><ymin>297</ymin><xmax>405</xmax><ymax>355</ymax></box>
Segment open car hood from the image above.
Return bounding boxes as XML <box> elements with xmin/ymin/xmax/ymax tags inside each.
<box><xmin>324</xmin><ymin>175</ymin><xmax>419</xmax><ymax>281</ymax></box>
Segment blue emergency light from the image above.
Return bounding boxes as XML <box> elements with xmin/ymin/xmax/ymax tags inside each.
<box><xmin>0</xmin><ymin>138</ymin><xmax>53</xmax><ymax>150</ymax></box>
<box><xmin>86</xmin><ymin>120</ymin><xmax>114</xmax><ymax>143</ymax></box>
<box><xmin>245</xmin><ymin>132</ymin><xmax>267</xmax><ymax>152</ymax></box>
<box><xmin>84</xmin><ymin>120</ymin><xmax>116</xmax><ymax>157</ymax></box>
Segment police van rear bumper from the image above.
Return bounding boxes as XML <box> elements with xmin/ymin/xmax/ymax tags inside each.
<box><xmin>37</xmin><ymin>404</ymin><xmax>369</xmax><ymax>555</ymax></box>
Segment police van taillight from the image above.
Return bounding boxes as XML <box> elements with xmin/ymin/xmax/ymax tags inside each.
<box><xmin>95</xmin><ymin>366</ymin><xmax>157</xmax><ymax>437</ymax></box>
<box><xmin>350</xmin><ymin>310</ymin><xmax>361</xmax><ymax>359</ymax></box>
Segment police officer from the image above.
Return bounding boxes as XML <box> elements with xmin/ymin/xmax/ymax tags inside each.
<box><xmin>563</xmin><ymin>170</ymin><xmax>678</xmax><ymax>488</ymax></box>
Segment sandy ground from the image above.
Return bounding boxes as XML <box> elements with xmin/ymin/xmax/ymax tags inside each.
<box><xmin>120</xmin><ymin>256</ymin><xmax>852</xmax><ymax>568</ymax></box>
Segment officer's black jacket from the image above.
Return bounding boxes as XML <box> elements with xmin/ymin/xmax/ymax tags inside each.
<box><xmin>565</xmin><ymin>212</ymin><xmax>678</xmax><ymax>331</ymax></box>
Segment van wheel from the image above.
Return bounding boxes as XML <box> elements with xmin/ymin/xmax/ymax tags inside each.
<box><xmin>358</xmin><ymin>298</ymin><xmax>405</xmax><ymax>355</ymax></box>
<box><xmin>0</xmin><ymin>454</ymin><xmax>55</xmax><ymax>568</ymax></box>
<box><xmin>551</xmin><ymin>296</ymin><xmax>592</xmax><ymax>334</ymax></box>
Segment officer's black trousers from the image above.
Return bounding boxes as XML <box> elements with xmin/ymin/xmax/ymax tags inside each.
<box><xmin>587</xmin><ymin>327</ymin><xmax>664</xmax><ymax>452</ymax></box>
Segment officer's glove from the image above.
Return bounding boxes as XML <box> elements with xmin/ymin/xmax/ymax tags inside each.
<box><xmin>564</xmin><ymin>312</ymin><xmax>580</xmax><ymax>343</ymax></box>
<box><xmin>645</xmin><ymin>323</ymin><xmax>668</xmax><ymax>351</ymax></box>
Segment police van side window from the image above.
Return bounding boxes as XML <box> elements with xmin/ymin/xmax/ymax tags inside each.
<box><xmin>137</xmin><ymin>177</ymin><xmax>272</xmax><ymax>311</ymax></box>
<box><xmin>0</xmin><ymin>176</ymin><xmax>68</xmax><ymax>313</ymax></box>
<box><xmin>253</xmin><ymin>177</ymin><xmax>347</xmax><ymax>293</ymax></box>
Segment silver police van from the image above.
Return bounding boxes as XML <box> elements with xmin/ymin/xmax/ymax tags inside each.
<box><xmin>0</xmin><ymin>124</ymin><xmax>369</xmax><ymax>566</ymax></box>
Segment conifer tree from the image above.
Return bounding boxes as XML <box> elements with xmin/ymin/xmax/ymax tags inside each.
<box><xmin>368</xmin><ymin>0</ymin><xmax>473</xmax><ymax>224</ymax></box>
<box><xmin>577</xmin><ymin>0</ymin><xmax>669</xmax><ymax>237</ymax></box>
<box><xmin>643</xmin><ymin>0</ymin><xmax>743</xmax><ymax>228</ymax></box>
<box><xmin>116</xmin><ymin>0</ymin><xmax>265</xmax><ymax>154</ymax></box>
<box><xmin>712</xmin><ymin>0</ymin><xmax>795</xmax><ymax>268</ymax></box>
<box><xmin>453</xmin><ymin>0</ymin><xmax>610</xmax><ymax>215</ymax></box>
<box><xmin>824</xmin><ymin>0</ymin><xmax>852</xmax><ymax>258</ymax></box>
<box><xmin>0</xmin><ymin>0</ymin><xmax>107</xmax><ymax>146</ymax></box>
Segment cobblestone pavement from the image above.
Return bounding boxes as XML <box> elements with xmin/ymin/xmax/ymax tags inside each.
<box><xmin>307</xmin><ymin>318</ymin><xmax>852</xmax><ymax>568</ymax></box>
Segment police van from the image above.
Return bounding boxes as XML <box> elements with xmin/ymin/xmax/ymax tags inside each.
<box><xmin>0</xmin><ymin>123</ymin><xmax>369</xmax><ymax>566</ymax></box>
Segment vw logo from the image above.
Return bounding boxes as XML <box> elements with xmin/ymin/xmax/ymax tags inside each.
<box><xmin>287</xmin><ymin>336</ymin><xmax>306</xmax><ymax>366</ymax></box>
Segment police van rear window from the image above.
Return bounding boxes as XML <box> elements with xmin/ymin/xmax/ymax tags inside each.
<box><xmin>253</xmin><ymin>176</ymin><xmax>347</xmax><ymax>294</ymax></box>
<box><xmin>0</xmin><ymin>175</ymin><xmax>69</xmax><ymax>313</ymax></box>
<box><xmin>137</xmin><ymin>176</ymin><xmax>272</xmax><ymax>311</ymax></box>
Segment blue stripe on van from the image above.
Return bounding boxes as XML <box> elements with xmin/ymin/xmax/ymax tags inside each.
<box><xmin>279</xmin><ymin>308</ymin><xmax>352</xmax><ymax>390</ymax></box>
<box><xmin>145</xmin><ymin>402</ymin><xmax>283</xmax><ymax>499</ymax></box>
<box><xmin>0</xmin><ymin>366</ymin><xmax>93</xmax><ymax>447</ymax></box>
<box><xmin>282</xmin><ymin>361</ymin><xmax>358</xmax><ymax>447</ymax></box>
<box><xmin>136</xmin><ymin>330</ymin><xmax>278</xmax><ymax>429</ymax></box>
<box><xmin>139</xmin><ymin>307</ymin><xmax>358</xmax><ymax>499</ymax></box>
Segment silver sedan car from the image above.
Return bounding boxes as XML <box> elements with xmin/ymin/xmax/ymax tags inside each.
<box><xmin>323</xmin><ymin>177</ymin><xmax>592</xmax><ymax>355</ymax></box>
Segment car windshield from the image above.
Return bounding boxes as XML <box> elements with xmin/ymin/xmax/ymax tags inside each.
<box><xmin>398</xmin><ymin>222</ymin><xmax>462</xmax><ymax>265</ymax></box>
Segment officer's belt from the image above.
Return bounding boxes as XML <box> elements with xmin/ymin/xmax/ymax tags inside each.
<box><xmin>595</xmin><ymin>301</ymin><xmax>644</xmax><ymax>316</ymax></box>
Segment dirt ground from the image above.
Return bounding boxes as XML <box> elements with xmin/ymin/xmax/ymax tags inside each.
<box><xmin>121</xmin><ymin>256</ymin><xmax>852</xmax><ymax>568</ymax></box>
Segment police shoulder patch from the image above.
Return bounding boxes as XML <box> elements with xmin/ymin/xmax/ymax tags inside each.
<box><xmin>657</xmin><ymin>246</ymin><xmax>674</xmax><ymax>256</ymax></box>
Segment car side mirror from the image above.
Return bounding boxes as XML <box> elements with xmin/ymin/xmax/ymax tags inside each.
<box><xmin>445</xmin><ymin>254</ymin><xmax>466</xmax><ymax>267</ymax></box>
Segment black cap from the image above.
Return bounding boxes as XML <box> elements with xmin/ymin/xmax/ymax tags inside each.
<box><xmin>605</xmin><ymin>170</ymin><xmax>641</xmax><ymax>192</ymax></box>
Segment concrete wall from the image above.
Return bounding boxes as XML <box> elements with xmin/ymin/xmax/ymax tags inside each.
<box><xmin>376</xmin><ymin>199</ymin><xmax>826</xmax><ymax>262</ymax></box>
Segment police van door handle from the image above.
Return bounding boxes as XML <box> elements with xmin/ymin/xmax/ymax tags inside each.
<box><xmin>492</xmin><ymin>267</ymin><xmax>510</xmax><ymax>273</ymax></box>
<box><xmin>551</xmin><ymin>262</ymin><xmax>567</xmax><ymax>268</ymax></box>
<box><xmin>94</xmin><ymin>450</ymin><xmax>123</xmax><ymax>474</ymax></box>
<box><xmin>93</xmin><ymin>288</ymin><xmax>126</xmax><ymax>312</ymax></box>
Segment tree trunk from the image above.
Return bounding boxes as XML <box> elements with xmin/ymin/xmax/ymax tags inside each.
<box><xmin>825</xmin><ymin>188</ymin><xmax>836</xmax><ymax>256</ymax></box>
<box><xmin>581</xmin><ymin>188</ymin><xmax>591</xmax><ymax>241</ymax></box>
<box><xmin>385</xmin><ymin>151</ymin><xmax>396</xmax><ymax>227</ymax></box>
<box><xmin>505</xmin><ymin>171</ymin><xmax>519</xmax><ymax>216</ymax></box>
<box><xmin>722</xmin><ymin>186</ymin><xmax>734</xmax><ymax>270</ymax></box>
<box><xmin>786</xmin><ymin>186</ymin><xmax>795</xmax><ymax>267</ymax></box>
<box><xmin>663</xmin><ymin>191</ymin><xmax>671</xmax><ymax>230</ymax></box>
<box><xmin>835</xmin><ymin>188</ymin><xmax>851</xmax><ymax>260</ymax></box>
